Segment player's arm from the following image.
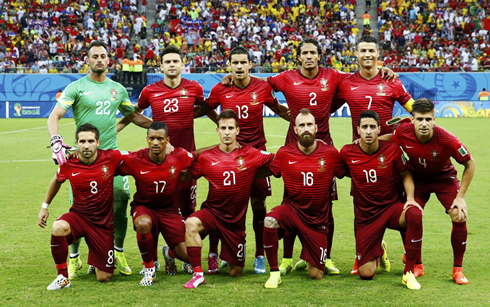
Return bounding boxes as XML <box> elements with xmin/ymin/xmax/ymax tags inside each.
<box><xmin>47</xmin><ymin>105</ymin><xmax>68</xmax><ymax>136</ymax></box>
<box><xmin>379</xmin><ymin>66</ymin><xmax>399</xmax><ymax>82</ymax></box>
<box><xmin>47</xmin><ymin>105</ymin><xmax>74</xmax><ymax>165</ymax></box>
<box><xmin>378</xmin><ymin>134</ymin><xmax>392</xmax><ymax>141</ymax></box>
<box><xmin>126</xmin><ymin>109</ymin><xmax>153</xmax><ymax>129</ymax></box>
<box><xmin>268</xmin><ymin>101</ymin><xmax>290</xmax><ymax>121</ymax></box>
<box><xmin>450</xmin><ymin>157</ymin><xmax>475</xmax><ymax>221</ymax></box>
<box><xmin>399</xmin><ymin>169</ymin><xmax>423</xmax><ymax>213</ymax></box>
<box><xmin>38</xmin><ymin>175</ymin><xmax>63</xmax><ymax>228</ymax></box>
<box><xmin>117</xmin><ymin>104</ymin><xmax>144</xmax><ymax>133</ymax></box>
<box><xmin>194</xmin><ymin>104</ymin><xmax>218</xmax><ymax>124</ymax></box>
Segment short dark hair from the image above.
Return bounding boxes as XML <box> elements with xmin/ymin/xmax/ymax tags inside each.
<box><xmin>297</xmin><ymin>38</ymin><xmax>322</xmax><ymax>61</ymax></box>
<box><xmin>229</xmin><ymin>46</ymin><xmax>250</xmax><ymax>62</ymax></box>
<box><xmin>299</xmin><ymin>108</ymin><xmax>312</xmax><ymax>116</ymax></box>
<box><xmin>76</xmin><ymin>123</ymin><xmax>100</xmax><ymax>140</ymax></box>
<box><xmin>411</xmin><ymin>98</ymin><xmax>435</xmax><ymax>115</ymax></box>
<box><xmin>358</xmin><ymin>110</ymin><xmax>380</xmax><ymax>126</ymax></box>
<box><xmin>217</xmin><ymin>109</ymin><xmax>239</xmax><ymax>127</ymax></box>
<box><xmin>161</xmin><ymin>45</ymin><xmax>183</xmax><ymax>61</ymax></box>
<box><xmin>148</xmin><ymin>121</ymin><xmax>168</xmax><ymax>137</ymax></box>
<box><xmin>87</xmin><ymin>40</ymin><xmax>108</xmax><ymax>56</ymax></box>
<box><xmin>357</xmin><ymin>36</ymin><xmax>379</xmax><ymax>50</ymax></box>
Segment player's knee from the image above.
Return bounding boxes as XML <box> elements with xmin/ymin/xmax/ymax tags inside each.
<box><xmin>358</xmin><ymin>262</ymin><xmax>376</xmax><ymax>278</ymax></box>
<box><xmin>134</xmin><ymin>215</ymin><xmax>152</xmax><ymax>234</ymax></box>
<box><xmin>448</xmin><ymin>209</ymin><xmax>465</xmax><ymax>222</ymax></box>
<box><xmin>229</xmin><ymin>266</ymin><xmax>243</xmax><ymax>277</ymax></box>
<box><xmin>96</xmin><ymin>273</ymin><xmax>113</xmax><ymax>282</ymax></box>
<box><xmin>52</xmin><ymin>220</ymin><xmax>70</xmax><ymax>236</ymax></box>
<box><xmin>185</xmin><ymin>217</ymin><xmax>201</xmax><ymax>234</ymax></box>
<box><xmin>264</xmin><ymin>216</ymin><xmax>277</xmax><ymax>228</ymax></box>
<box><xmin>308</xmin><ymin>267</ymin><xmax>324</xmax><ymax>280</ymax></box>
<box><xmin>406</xmin><ymin>206</ymin><xmax>423</xmax><ymax>225</ymax></box>
<box><xmin>251</xmin><ymin>197</ymin><xmax>266</xmax><ymax>211</ymax></box>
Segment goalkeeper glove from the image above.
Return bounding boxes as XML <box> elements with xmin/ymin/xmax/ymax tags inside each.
<box><xmin>386</xmin><ymin>116</ymin><xmax>411</xmax><ymax>128</ymax></box>
<box><xmin>50</xmin><ymin>135</ymin><xmax>74</xmax><ymax>166</ymax></box>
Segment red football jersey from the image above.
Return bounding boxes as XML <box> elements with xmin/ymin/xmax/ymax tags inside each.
<box><xmin>57</xmin><ymin>149</ymin><xmax>122</xmax><ymax>229</ymax></box>
<box><xmin>269</xmin><ymin>142</ymin><xmax>345</xmax><ymax>227</ymax></box>
<box><xmin>188</xmin><ymin>146</ymin><xmax>274</xmax><ymax>230</ymax></box>
<box><xmin>267</xmin><ymin>68</ymin><xmax>348</xmax><ymax>145</ymax></box>
<box><xmin>205</xmin><ymin>77</ymin><xmax>278</xmax><ymax>148</ymax></box>
<box><xmin>138</xmin><ymin>79</ymin><xmax>204</xmax><ymax>151</ymax></box>
<box><xmin>117</xmin><ymin>147</ymin><xmax>195</xmax><ymax>213</ymax></box>
<box><xmin>333</xmin><ymin>71</ymin><xmax>413</xmax><ymax>140</ymax></box>
<box><xmin>392</xmin><ymin>122</ymin><xmax>471</xmax><ymax>182</ymax></box>
<box><xmin>340</xmin><ymin>141</ymin><xmax>407</xmax><ymax>225</ymax></box>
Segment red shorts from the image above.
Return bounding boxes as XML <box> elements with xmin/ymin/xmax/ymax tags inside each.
<box><xmin>355</xmin><ymin>203</ymin><xmax>403</xmax><ymax>267</ymax></box>
<box><xmin>58</xmin><ymin>212</ymin><xmax>115</xmax><ymax>274</ymax></box>
<box><xmin>175</xmin><ymin>179</ymin><xmax>197</xmax><ymax>219</ymax></box>
<box><xmin>190</xmin><ymin>209</ymin><xmax>246</xmax><ymax>267</ymax></box>
<box><xmin>267</xmin><ymin>205</ymin><xmax>328</xmax><ymax>271</ymax></box>
<box><xmin>414</xmin><ymin>179</ymin><xmax>459</xmax><ymax>211</ymax></box>
<box><xmin>131</xmin><ymin>205</ymin><xmax>186</xmax><ymax>248</ymax></box>
<box><xmin>250</xmin><ymin>144</ymin><xmax>272</xmax><ymax>199</ymax></box>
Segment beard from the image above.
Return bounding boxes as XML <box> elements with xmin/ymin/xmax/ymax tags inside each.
<box><xmin>298</xmin><ymin>132</ymin><xmax>315</xmax><ymax>148</ymax></box>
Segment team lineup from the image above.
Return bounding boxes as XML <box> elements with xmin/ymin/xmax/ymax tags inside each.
<box><xmin>37</xmin><ymin>37</ymin><xmax>475</xmax><ymax>291</ymax></box>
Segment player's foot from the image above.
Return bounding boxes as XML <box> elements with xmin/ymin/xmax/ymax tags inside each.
<box><xmin>115</xmin><ymin>251</ymin><xmax>132</xmax><ymax>275</ymax></box>
<box><xmin>453</xmin><ymin>267</ymin><xmax>469</xmax><ymax>285</ymax></box>
<box><xmin>325</xmin><ymin>258</ymin><xmax>340</xmax><ymax>275</ymax></box>
<box><xmin>220</xmin><ymin>260</ymin><xmax>228</xmax><ymax>269</ymax></box>
<box><xmin>254</xmin><ymin>256</ymin><xmax>266</xmax><ymax>274</ymax></box>
<box><xmin>139</xmin><ymin>261</ymin><xmax>160</xmax><ymax>275</ymax></box>
<box><xmin>351</xmin><ymin>258</ymin><xmax>359</xmax><ymax>275</ymax></box>
<box><xmin>279</xmin><ymin>258</ymin><xmax>293</xmax><ymax>276</ymax></box>
<box><xmin>182</xmin><ymin>262</ymin><xmax>193</xmax><ymax>274</ymax></box>
<box><xmin>139</xmin><ymin>267</ymin><xmax>156</xmax><ymax>286</ymax></box>
<box><xmin>162</xmin><ymin>245</ymin><xmax>177</xmax><ymax>275</ymax></box>
<box><xmin>47</xmin><ymin>274</ymin><xmax>71</xmax><ymax>291</ymax></box>
<box><xmin>87</xmin><ymin>265</ymin><xmax>96</xmax><ymax>275</ymax></box>
<box><xmin>380</xmin><ymin>240</ymin><xmax>391</xmax><ymax>272</ymax></box>
<box><xmin>68</xmin><ymin>257</ymin><xmax>82</xmax><ymax>279</ymax></box>
<box><xmin>294</xmin><ymin>259</ymin><xmax>307</xmax><ymax>271</ymax></box>
<box><xmin>402</xmin><ymin>271</ymin><xmax>421</xmax><ymax>290</ymax></box>
<box><xmin>264</xmin><ymin>271</ymin><xmax>281</xmax><ymax>289</ymax></box>
<box><xmin>413</xmin><ymin>263</ymin><xmax>424</xmax><ymax>278</ymax></box>
<box><xmin>184</xmin><ymin>273</ymin><xmax>205</xmax><ymax>289</ymax></box>
<box><xmin>207</xmin><ymin>255</ymin><xmax>219</xmax><ymax>274</ymax></box>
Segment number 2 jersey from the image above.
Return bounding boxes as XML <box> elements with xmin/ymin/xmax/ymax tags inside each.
<box><xmin>116</xmin><ymin>147</ymin><xmax>195</xmax><ymax>213</ymax></box>
<box><xmin>56</xmin><ymin>149</ymin><xmax>123</xmax><ymax>229</ymax></box>
<box><xmin>188</xmin><ymin>146</ymin><xmax>274</xmax><ymax>230</ymax></box>
<box><xmin>57</xmin><ymin>76</ymin><xmax>135</xmax><ymax>149</ymax></box>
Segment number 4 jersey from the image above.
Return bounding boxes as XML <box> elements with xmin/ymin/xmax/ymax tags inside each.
<box><xmin>57</xmin><ymin>76</ymin><xmax>135</xmax><ymax>149</ymax></box>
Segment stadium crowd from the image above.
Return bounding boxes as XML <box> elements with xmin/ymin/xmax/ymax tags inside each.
<box><xmin>1</xmin><ymin>0</ymin><xmax>490</xmax><ymax>73</ymax></box>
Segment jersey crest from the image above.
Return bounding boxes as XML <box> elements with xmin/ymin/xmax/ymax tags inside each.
<box><xmin>377</xmin><ymin>154</ymin><xmax>387</xmax><ymax>169</ymax></box>
<box><xmin>376</xmin><ymin>83</ymin><xmax>386</xmax><ymax>96</ymax></box>
<box><xmin>237</xmin><ymin>156</ymin><xmax>246</xmax><ymax>170</ymax></box>
<box><xmin>320</xmin><ymin>78</ymin><xmax>329</xmax><ymax>91</ymax></box>
<box><xmin>101</xmin><ymin>164</ymin><xmax>111</xmax><ymax>178</ymax></box>
<box><xmin>250</xmin><ymin>92</ymin><xmax>259</xmax><ymax>105</ymax></box>
<box><xmin>110</xmin><ymin>89</ymin><xmax>118</xmax><ymax>101</ymax></box>
<box><xmin>169</xmin><ymin>165</ymin><xmax>177</xmax><ymax>179</ymax></box>
<box><xmin>180</xmin><ymin>87</ymin><xmax>188</xmax><ymax>98</ymax></box>
<box><xmin>318</xmin><ymin>157</ymin><xmax>326</xmax><ymax>172</ymax></box>
<box><xmin>431</xmin><ymin>149</ymin><xmax>439</xmax><ymax>161</ymax></box>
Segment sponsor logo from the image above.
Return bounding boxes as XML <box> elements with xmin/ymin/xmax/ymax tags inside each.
<box><xmin>405</xmin><ymin>145</ymin><xmax>415</xmax><ymax>149</ymax></box>
<box><xmin>411</xmin><ymin>238</ymin><xmax>422</xmax><ymax>243</ymax></box>
<box><xmin>80</xmin><ymin>91</ymin><xmax>91</xmax><ymax>96</ymax></box>
<box><xmin>351</xmin><ymin>86</ymin><xmax>360</xmax><ymax>90</ymax></box>
<box><xmin>351</xmin><ymin>160</ymin><xmax>361</xmax><ymax>163</ymax></box>
<box><xmin>462</xmin><ymin>241</ymin><xmax>467</xmax><ymax>245</ymax></box>
<box><xmin>288</xmin><ymin>161</ymin><xmax>298</xmax><ymax>164</ymax></box>
<box><xmin>72</xmin><ymin>172</ymin><xmax>82</xmax><ymax>176</ymax></box>
<box><xmin>293</xmin><ymin>82</ymin><xmax>303</xmax><ymax>85</ymax></box>
<box><xmin>226</xmin><ymin>95</ymin><xmax>234</xmax><ymax>98</ymax></box>
<box><xmin>154</xmin><ymin>93</ymin><xmax>164</xmax><ymax>97</ymax></box>
<box><xmin>140</xmin><ymin>170</ymin><xmax>150</xmax><ymax>174</ymax></box>
<box><xmin>13</xmin><ymin>103</ymin><xmax>41</xmax><ymax>117</ymax></box>
<box><xmin>263</xmin><ymin>245</ymin><xmax>273</xmax><ymax>248</ymax></box>
<box><xmin>212</xmin><ymin>161</ymin><xmax>220</xmax><ymax>165</ymax></box>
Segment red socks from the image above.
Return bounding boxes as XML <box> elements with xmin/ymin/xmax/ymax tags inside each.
<box><xmin>253</xmin><ymin>207</ymin><xmax>266</xmax><ymax>258</ymax></box>
<box><xmin>187</xmin><ymin>246</ymin><xmax>203</xmax><ymax>273</ymax></box>
<box><xmin>451</xmin><ymin>221</ymin><xmax>467</xmax><ymax>267</ymax></box>
<box><xmin>327</xmin><ymin>214</ymin><xmax>334</xmax><ymax>259</ymax></box>
<box><xmin>137</xmin><ymin>231</ymin><xmax>154</xmax><ymax>264</ymax></box>
<box><xmin>403</xmin><ymin>207</ymin><xmax>423</xmax><ymax>274</ymax></box>
<box><xmin>263</xmin><ymin>227</ymin><xmax>279</xmax><ymax>271</ymax></box>
<box><xmin>51</xmin><ymin>235</ymin><xmax>69</xmax><ymax>278</ymax></box>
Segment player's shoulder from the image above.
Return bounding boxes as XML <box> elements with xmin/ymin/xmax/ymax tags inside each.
<box><xmin>380</xmin><ymin>139</ymin><xmax>400</xmax><ymax>152</ymax></box>
<box><xmin>318</xmin><ymin>141</ymin><xmax>340</xmax><ymax>154</ymax></box>
<box><xmin>105</xmin><ymin>77</ymin><xmax>127</xmax><ymax>91</ymax></box>
<box><xmin>340</xmin><ymin>142</ymin><xmax>357</xmax><ymax>155</ymax></box>
<box><xmin>251</xmin><ymin>76</ymin><xmax>272</xmax><ymax>89</ymax></box>
<box><xmin>182</xmin><ymin>78</ymin><xmax>202</xmax><ymax>88</ymax></box>
<box><xmin>433</xmin><ymin>125</ymin><xmax>458</xmax><ymax>142</ymax></box>
<box><xmin>172</xmin><ymin>147</ymin><xmax>194</xmax><ymax>158</ymax></box>
<box><xmin>394</xmin><ymin>122</ymin><xmax>414</xmax><ymax>135</ymax></box>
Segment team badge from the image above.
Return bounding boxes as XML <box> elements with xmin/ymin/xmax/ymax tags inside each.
<box><xmin>320</xmin><ymin>78</ymin><xmax>329</xmax><ymax>91</ymax></box>
<box><xmin>318</xmin><ymin>157</ymin><xmax>326</xmax><ymax>172</ymax></box>
<box><xmin>169</xmin><ymin>165</ymin><xmax>177</xmax><ymax>179</ymax></box>
<box><xmin>110</xmin><ymin>89</ymin><xmax>118</xmax><ymax>101</ymax></box>
<box><xmin>237</xmin><ymin>156</ymin><xmax>246</xmax><ymax>170</ymax></box>
<box><xmin>101</xmin><ymin>164</ymin><xmax>111</xmax><ymax>179</ymax></box>
<box><xmin>377</xmin><ymin>154</ymin><xmax>387</xmax><ymax>168</ymax></box>
<box><xmin>250</xmin><ymin>92</ymin><xmax>259</xmax><ymax>105</ymax></box>
<box><xmin>180</xmin><ymin>87</ymin><xmax>188</xmax><ymax>98</ymax></box>
<box><xmin>376</xmin><ymin>82</ymin><xmax>386</xmax><ymax>96</ymax></box>
<box><xmin>430</xmin><ymin>149</ymin><xmax>439</xmax><ymax>161</ymax></box>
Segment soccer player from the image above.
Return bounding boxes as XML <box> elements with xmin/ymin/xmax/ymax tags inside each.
<box><xmin>38</xmin><ymin>124</ymin><xmax>123</xmax><ymax>290</ymax></box>
<box><xmin>203</xmin><ymin>46</ymin><xmax>290</xmax><ymax>274</ymax></box>
<box><xmin>48</xmin><ymin>40</ymin><xmax>152</xmax><ymax>278</ymax></box>
<box><xmin>340</xmin><ymin>110</ymin><xmax>424</xmax><ymax>290</ymax></box>
<box><xmin>117</xmin><ymin>45</ymin><xmax>212</xmax><ymax>274</ymax></box>
<box><xmin>261</xmin><ymin>109</ymin><xmax>345</xmax><ymax>288</ymax></box>
<box><xmin>183</xmin><ymin>109</ymin><xmax>275</xmax><ymax>289</ymax></box>
<box><xmin>116</xmin><ymin>121</ymin><xmax>197</xmax><ymax>286</ymax></box>
<box><xmin>389</xmin><ymin>98</ymin><xmax>475</xmax><ymax>285</ymax></box>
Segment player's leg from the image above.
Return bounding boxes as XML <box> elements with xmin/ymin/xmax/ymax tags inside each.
<box><xmin>67</xmin><ymin>187</ymin><xmax>82</xmax><ymax>279</ymax></box>
<box><xmin>85</xmin><ymin>225</ymin><xmax>115</xmax><ymax>284</ymax></box>
<box><xmin>177</xmin><ymin>180</ymin><xmax>197</xmax><ymax>273</ymax></box>
<box><xmin>355</xmin><ymin>217</ymin><xmax>388</xmax><ymax>281</ymax></box>
<box><xmin>159</xmin><ymin>212</ymin><xmax>191</xmax><ymax>275</ymax></box>
<box><xmin>95</xmin><ymin>268</ymin><xmax>113</xmax><ymax>282</ymax></box>
<box><xmin>132</xmin><ymin>206</ymin><xmax>157</xmax><ymax>285</ymax></box>
<box><xmin>228</xmin><ymin>263</ymin><xmax>244</xmax><ymax>277</ymax></box>
<box><xmin>207</xmin><ymin>233</ymin><xmax>220</xmax><ymax>274</ymax></box>
<box><xmin>48</xmin><ymin>217</ymin><xmax>72</xmax><ymax>290</ymax></box>
<box><xmin>326</xmin><ymin>180</ymin><xmax>340</xmax><ymax>275</ymax></box>
<box><xmin>280</xmin><ymin>233</ymin><xmax>295</xmax><ymax>275</ymax></box>
<box><xmin>113</xmin><ymin>176</ymin><xmax>131</xmax><ymax>275</ymax></box>
<box><xmin>251</xmin><ymin>196</ymin><xmax>267</xmax><ymax>274</ymax></box>
<box><xmin>216</xmin><ymin>224</ymin><xmax>246</xmax><ymax>278</ymax></box>
<box><xmin>358</xmin><ymin>259</ymin><xmax>377</xmax><ymax>279</ymax></box>
<box><xmin>185</xmin><ymin>210</ymin><xmax>213</xmax><ymax>289</ymax></box>
<box><xmin>294</xmin><ymin>216</ymin><xmax>328</xmax><ymax>280</ymax></box>
<box><xmin>306</xmin><ymin>262</ymin><xmax>324</xmax><ymax>280</ymax></box>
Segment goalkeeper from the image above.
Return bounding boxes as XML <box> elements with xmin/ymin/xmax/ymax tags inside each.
<box><xmin>47</xmin><ymin>40</ymin><xmax>152</xmax><ymax>279</ymax></box>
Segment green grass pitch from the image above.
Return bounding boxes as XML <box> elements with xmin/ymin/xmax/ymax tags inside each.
<box><xmin>0</xmin><ymin>117</ymin><xmax>489</xmax><ymax>306</ymax></box>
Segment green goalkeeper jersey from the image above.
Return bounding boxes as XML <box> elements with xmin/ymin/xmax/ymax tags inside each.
<box><xmin>57</xmin><ymin>75</ymin><xmax>135</xmax><ymax>150</ymax></box>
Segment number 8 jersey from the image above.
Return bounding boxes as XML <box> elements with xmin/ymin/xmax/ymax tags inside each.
<box><xmin>57</xmin><ymin>76</ymin><xmax>135</xmax><ymax>149</ymax></box>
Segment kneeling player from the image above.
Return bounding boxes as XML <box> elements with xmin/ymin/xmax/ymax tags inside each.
<box><xmin>340</xmin><ymin>111</ymin><xmax>424</xmax><ymax>290</ymax></box>
<box><xmin>117</xmin><ymin>121</ymin><xmax>194</xmax><ymax>286</ymax></box>
<box><xmin>38</xmin><ymin>124</ymin><xmax>123</xmax><ymax>290</ymax></box>
<box><xmin>183</xmin><ymin>109</ymin><xmax>274</xmax><ymax>288</ymax></box>
<box><xmin>262</xmin><ymin>109</ymin><xmax>345</xmax><ymax>288</ymax></box>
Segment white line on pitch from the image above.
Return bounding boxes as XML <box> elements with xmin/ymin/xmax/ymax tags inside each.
<box><xmin>0</xmin><ymin>159</ymin><xmax>52</xmax><ymax>163</ymax></box>
<box><xmin>0</xmin><ymin>123</ymin><xmax>74</xmax><ymax>135</ymax></box>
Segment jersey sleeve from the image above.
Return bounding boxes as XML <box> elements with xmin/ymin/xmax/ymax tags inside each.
<box><xmin>204</xmin><ymin>84</ymin><xmax>222</xmax><ymax>109</ymax></box>
<box><xmin>448</xmin><ymin>136</ymin><xmax>472</xmax><ymax>164</ymax></box>
<box><xmin>263</xmin><ymin>82</ymin><xmax>278</xmax><ymax>107</ymax></box>
<box><xmin>116</xmin><ymin>154</ymin><xmax>132</xmax><ymax>176</ymax></box>
<box><xmin>391</xmin><ymin>122</ymin><xmax>410</xmax><ymax>145</ymax></box>
<box><xmin>255</xmin><ymin>149</ymin><xmax>275</xmax><ymax>167</ymax></box>
<box><xmin>392</xmin><ymin>80</ymin><xmax>413</xmax><ymax>106</ymax></box>
<box><xmin>331</xmin><ymin>148</ymin><xmax>347</xmax><ymax>178</ymax></box>
<box><xmin>187</xmin><ymin>154</ymin><xmax>205</xmax><ymax>179</ymax></box>
<box><xmin>181</xmin><ymin>149</ymin><xmax>196</xmax><ymax>169</ymax></box>
<box><xmin>117</xmin><ymin>87</ymin><xmax>136</xmax><ymax>116</ymax></box>
<box><xmin>57</xmin><ymin>81</ymin><xmax>78</xmax><ymax>110</ymax></box>
<box><xmin>137</xmin><ymin>86</ymin><xmax>151</xmax><ymax>109</ymax></box>
<box><xmin>194</xmin><ymin>82</ymin><xmax>205</xmax><ymax>105</ymax></box>
<box><xmin>56</xmin><ymin>167</ymin><xmax>67</xmax><ymax>183</ymax></box>
<box><xmin>268</xmin><ymin>148</ymin><xmax>283</xmax><ymax>177</ymax></box>
<box><xmin>394</xmin><ymin>146</ymin><xmax>408</xmax><ymax>172</ymax></box>
<box><xmin>267</xmin><ymin>71</ymin><xmax>286</xmax><ymax>92</ymax></box>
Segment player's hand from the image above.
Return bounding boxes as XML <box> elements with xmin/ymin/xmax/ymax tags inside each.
<box><xmin>404</xmin><ymin>199</ymin><xmax>423</xmax><ymax>215</ymax></box>
<box><xmin>449</xmin><ymin>197</ymin><xmax>468</xmax><ymax>221</ymax></box>
<box><xmin>50</xmin><ymin>134</ymin><xmax>73</xmax><ymax>166</ymax></box>
<box><xmin>38</xmin><ymin>208</ymin><xmax>49</xmax><ymax>228</ymax></box>
<box><xmin>380</xmin><ymin>67</ymin><xmax>399</xmax><ymax>82</ymax></box>
<box><xmin>165</xmin><ymin>142</ymin><xmax>174</xmax><ymax>154</ymax></box>
<box><xmin>221</xmin><ymin>74</ymin><xmax>233</xmax><ymax>86</ymax></box>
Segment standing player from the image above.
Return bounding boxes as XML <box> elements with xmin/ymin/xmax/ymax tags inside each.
<box><xmin>262</xmin><ymin>109</ymin><xmax>345</xmax><ymax>288</ymax></box>
<box><xmin>48</xmin><ymin>40</ymin><xmax>152</xmax><ymax>278</ymax></box>
<box><xmin>203</xmin><ymin>46</ymin><xmax>290</xmax><ymax>274</ymax></box>
<box><xmin>38</xmin><ymin>124</ymin><xmax>123</xmax><ymax>290</ymax></box>
<box><xmin>389</xmin><ymin>98</ymin><xmax>475</xmax><ymax>284</ymax></box>
<box><xmin>340</xmin><ymin>111</ymin><xmax>424</xmax><ymax>290</ymax></box>
<box><xmin>183</xmin><ymin>109</ymin><xmax>275</xmax><ymax>289</ymax></box>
